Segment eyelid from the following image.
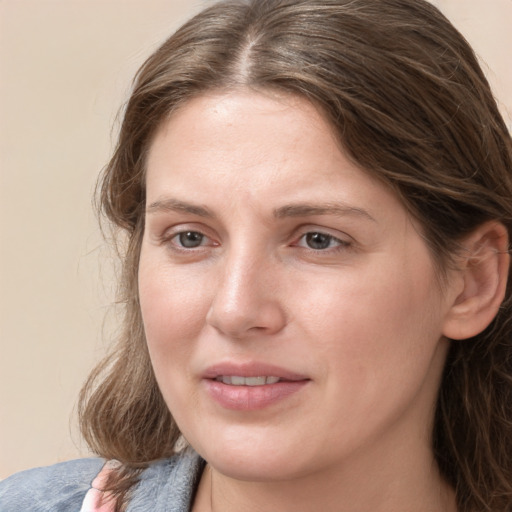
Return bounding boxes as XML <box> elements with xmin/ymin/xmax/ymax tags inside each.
<box><xmin>292</xmin><ymin>225</ymin><xmax>353</xmax><ymax>243</ymax></box>
<box><xmin>173</xmin><ymin>231</ymin><xmax>208</xmax><ymax>248</ymax></box>
<box><xmin>159</xmin><ymin>224</ymin><xmax>219</xmax><ymax>249</ymax></box>
<box><xmin>296</xmin><ymin>232</ymin><xmax>347</xmax><ymax>247</ymax></box>
<box><xmin>288</xmin><ymin>225</ymin><xmax>355</xmax><ymax>258</ymax></box>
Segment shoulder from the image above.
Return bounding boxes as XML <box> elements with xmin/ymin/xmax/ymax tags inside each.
<box><xmin>128</xmin><ymin>449</ymin><xmax>205</xmax><ymax>511</ymax></box>
<box><xmin>0</xmin><ymin>450</ymin><xmax>205</xmax><ymax>512</ymax></box>
<box><xmin>0</xmin><ymin>458</ymin><xmax>104</xmax><ymax>512</ymax></box>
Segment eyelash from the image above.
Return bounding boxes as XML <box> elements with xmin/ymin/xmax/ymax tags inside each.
<box><xmin>294</xmin><ymin>231</ymin><xmax>351</xmax><ymax>252</ymax></box>
<box><xmin>165</xmin><ymin>230</ymin><xmax>216</xmax><ymax>251</ymax></box>
<box><xmin>162</xmin><ymin>228</ymin><xmax>351</xmax><ymax>255</ymax></box>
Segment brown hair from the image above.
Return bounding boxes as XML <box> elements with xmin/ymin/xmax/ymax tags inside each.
<box><xmin>79</xmin><ymin>0</ymin><xmax>512</xmax><ymax>510</ymax></box>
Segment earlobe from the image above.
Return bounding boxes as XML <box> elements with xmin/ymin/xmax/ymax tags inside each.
<box><xmin>442</xmin><ymin>221</ymin><xmax>510</xmax><ymax>341</ymax></box>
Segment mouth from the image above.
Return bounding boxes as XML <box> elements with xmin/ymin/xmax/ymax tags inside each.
<box><xmin>203</xmin><ymin>362</ymin><xmax>308</xmax><ymax>382</ymax></box>
<box><xmin>214</xmin><ymin>375</ymin><xmax>282</xmax><ymax>386</ymax></box>
<box><xmin>203</xmin><ymin>363</ymin><xmax>310</xmax><ymax>410</ymax></box>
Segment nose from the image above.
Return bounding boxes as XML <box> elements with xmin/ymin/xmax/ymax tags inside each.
<box><xmin>205</xmin><ymin>251</ymin><xmax>287</xmax><ymax>339</ymax></box>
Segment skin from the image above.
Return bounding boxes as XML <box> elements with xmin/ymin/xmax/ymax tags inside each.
<box><xmin>139</xmin><ymin>90</ymin><xmax>461</xmax><ymax>511</ymax></box>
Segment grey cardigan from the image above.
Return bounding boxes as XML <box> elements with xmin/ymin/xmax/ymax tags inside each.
<box><xmin>0</xmin><ymin>449</ymin><xmax>205</xmax><ymax>512</ymax></box>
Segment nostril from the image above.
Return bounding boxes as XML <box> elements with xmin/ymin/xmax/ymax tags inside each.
<box><xmin>206</xmin><ymin>296</ymin><xmax>287</xmax><ymax>339</ymax></box>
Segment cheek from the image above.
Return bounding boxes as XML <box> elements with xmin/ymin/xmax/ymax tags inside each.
<box><xmin>305</xmin><ymin>269</ymin><xmax>446</xmax><ymax>444</ymax></box>
<box><xmin>138</xmin><ymin>257</ymin><xmax>209</xmax><ymax>416</ymax></box>
<box><xmin>301</xmin><ymin>257</ymin><xmax>444</xmax><ymax>387</ymax></box>
<box><xmin>140</xmin><ymin>257</ymin><xmax>205</xmax><ymax>332</ymax></box>
<box><xmin>138</xmin><ymin>254</ymin><xmax>212</xmax><ymax>375</ymax></box>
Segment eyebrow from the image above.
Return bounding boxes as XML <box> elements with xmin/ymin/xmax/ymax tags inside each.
<box><xmin>146</xmin><ymin>198</ymin><xmax>376</xmax><ymax>223</ymax></box>
<box><xmin>146</xmin><ymin>198</ymin><xmax>215</xmax><ymax>218</ymax></box>
<box><xmin>273</xmin><ymin>203</ymin><xmax>376</xmax><ymax>222</ymax></box>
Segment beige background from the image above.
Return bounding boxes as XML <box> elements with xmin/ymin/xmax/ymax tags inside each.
<box><xmin>1</xmin><ymin>0</ymin><xmax>511</xmax><ymax>479</ymax></box>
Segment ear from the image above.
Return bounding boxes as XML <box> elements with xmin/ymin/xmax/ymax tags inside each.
<box><xmin>442</xmin><ymin>221</ymin><xmax>510</xmax><ymax>340</ymax></box>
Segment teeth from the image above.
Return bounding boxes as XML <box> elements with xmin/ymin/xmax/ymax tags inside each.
<box><xmin>231</xmin><ymin>376</ymin><xmax>251</xmax><ymax>385</ymax></box>
<box><xmin>215</xmin><ymin>376</ymin><xmax>281</xmax><ymax>386</ymax></box>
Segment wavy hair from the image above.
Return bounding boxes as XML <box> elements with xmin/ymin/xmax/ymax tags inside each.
<box><xmin>79</xmin><ymin>0</ymin><xmax>512</xmax><ymax>510</ymax></box>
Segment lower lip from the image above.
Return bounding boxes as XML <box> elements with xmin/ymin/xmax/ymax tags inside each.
<box><xmin>203</xmin><ymin>379</ymin><xmax>309</xmax><ymax>411</ymax></box>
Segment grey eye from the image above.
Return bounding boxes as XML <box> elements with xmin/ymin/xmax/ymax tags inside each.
<box><xmin>177</xmin><ymin>231</ymin><xmax>205</xmax><ymax>248</ymax></box>
<box><xmin>304</xmin><ymin>232</ymin><xmax>336</xmax><ymax>250</ymax></box>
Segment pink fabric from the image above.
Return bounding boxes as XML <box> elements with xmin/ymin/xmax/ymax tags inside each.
<box><xmin>80</xmin><ymin>460</ymin><xmax>120</xmax><ymax>512</ymax></box>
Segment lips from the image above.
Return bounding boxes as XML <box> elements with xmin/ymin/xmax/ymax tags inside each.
<box><xmin>202</xmin><ymin>362</ymin><xmax>310</xmax><ymax>410</ymax></box>
<box><xmin>203</xmin><ymin>362</ymin><xmax>308</xmax><ymax>381</ymax></box>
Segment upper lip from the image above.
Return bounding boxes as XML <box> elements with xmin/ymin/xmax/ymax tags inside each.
<box><xmin>202</xmin><ymin>362</ymin><xmax>309</xmax><ymax>382</ymax></box>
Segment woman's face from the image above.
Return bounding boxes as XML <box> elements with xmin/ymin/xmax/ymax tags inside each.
<box><xmin>139</xmin><ymin>91</ymin><xmax>459</xmax><ymax>482</ymax></box>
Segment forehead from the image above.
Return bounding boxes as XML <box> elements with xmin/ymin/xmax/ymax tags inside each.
<box><xmin>145</xmin><ymin>90</ymin><xmax>408</xmax><ymax>226</ymax></box>
<box><xmin>149</xmin><ymin>89</ymin><xmax>340</xmax><ymax>164</ymax></box>
<box><xmin>148</xmin><ymin>91</ymin><xmax>352</xmax><ymax>188</ymax></box>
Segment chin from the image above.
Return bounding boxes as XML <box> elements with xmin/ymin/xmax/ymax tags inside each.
<box><xmin>191</xmin><ymin>427</ymin><xmax>320</xmax><ymax>483</ymax></box>
<box><xmin>208</xmin><ymin>452</ymin><xmax>301</xmax><ymax>482</ymax></box>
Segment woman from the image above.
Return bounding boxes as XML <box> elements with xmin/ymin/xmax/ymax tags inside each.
<box><xmin>1</xmin><ymin>0</ymin><xmax>511</xmax><ymax>510</ymax></box>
